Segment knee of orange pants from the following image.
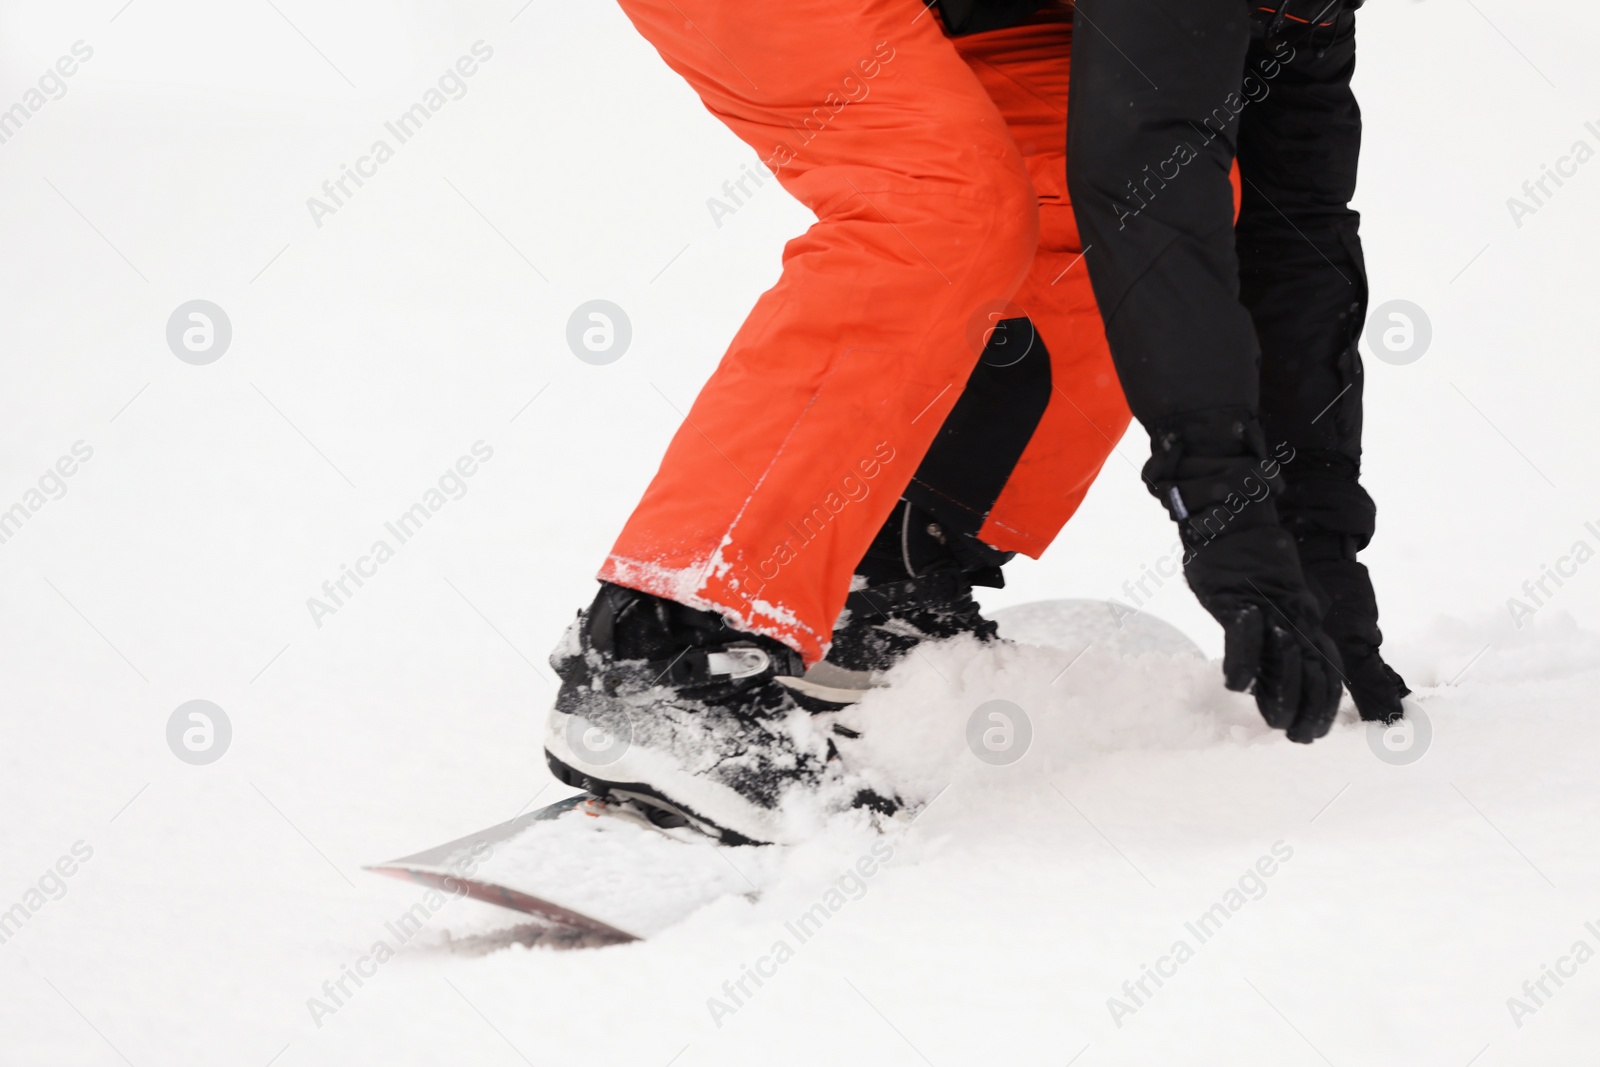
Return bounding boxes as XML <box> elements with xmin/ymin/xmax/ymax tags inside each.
<box><xmin>778</xmin><ymin>163</ymin><xmax>1040</xmax><ymax>653</ymax></box>
<box><xmin>599</xmin><ymin>2</ymin><xmax>1042</xmax><ymax>663</ymax></box>
<box><xmin>783</xmin><ymin>138</ymin><xmax>1041</xmax><ymax>325</ymax></box>
<box><xmin>689</xmin><ymin>172</ymin><xmax>1039</xmax><ymax>664</ymax></box>
<box><xmin>602</xmin><ymin>165</ymin><xmax>1039</xmax><ymax>666</ymax></box>
<box><xmin>861</xmin><ymin>148</ymin><xmax>1040</xmax><ymax>387</ymax></box>
<box><xmin>959</xmin><ymin>169</ymin><xmax>1041</xmax><ymax>324</ymax></box>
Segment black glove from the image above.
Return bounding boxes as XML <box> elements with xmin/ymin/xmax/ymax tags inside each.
<box><xmin>1185</xmin><ymin>527</ymin><xmax>1346</xmax><ymax>742</ymax></box>
<box><xmin>1299</xmin><ymin>546</ymin><xmax>1409</xmax><ymax>724</ymax></box>
<box><xmin>1279</xmin><ymin>456</ymin><xmax>1410</xmax><ymax>725</ymax></box>
<box><xmin>1143</xmin><ymin>409</ymin><xmax>1345</xmax><ymax>743</ymax></box>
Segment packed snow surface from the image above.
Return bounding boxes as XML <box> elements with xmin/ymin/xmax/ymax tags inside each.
<box><xmin>3</xmin><ymin>1</ymin><xmax>1599</xmax><ymax>1064</ymax></box>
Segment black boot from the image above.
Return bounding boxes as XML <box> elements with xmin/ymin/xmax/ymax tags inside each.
<box><xmin>544</xmin><ymin>583</ymin><xmax>896</xmax><ymax>844</ymax></box>
<box><xmin>793</xmin><ymin>501</ymin><xmax>1005</xmax><ymax>704</ymax></box>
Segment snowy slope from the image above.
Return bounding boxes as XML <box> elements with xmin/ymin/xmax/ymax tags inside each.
<box><xmin>1</xmin><ymin>0</ymin><xmax>1598</xmax><ymax>1064</ymax></box>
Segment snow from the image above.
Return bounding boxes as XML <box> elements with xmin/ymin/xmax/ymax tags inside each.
<box><xmin>390</xmin><ymin>799</ymin><xmax>780</xmax><ymax>941</ymax></box>
<box><xmin>2</xmin><ymin>0</ymin><xmax>1599</xmax><ymax>1064</ymax></box>
<box><xmin>991</xmin><ymin>599</ymin><xmax>1203</xmax><ymax>659</ymax></box>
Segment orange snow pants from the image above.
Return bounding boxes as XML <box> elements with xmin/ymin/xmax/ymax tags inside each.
<box><xmin>602</xmin><ymin>0</ymin><xmax>1130</xmax><ymax>664</ymax></box>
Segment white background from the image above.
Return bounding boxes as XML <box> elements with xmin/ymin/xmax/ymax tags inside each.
<box><xmin>1</xmin><ymin>1</ymin><xmax>1597</xmax><ymax>1064</ymax></box>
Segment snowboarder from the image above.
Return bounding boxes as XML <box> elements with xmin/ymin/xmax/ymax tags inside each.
<box><xmin>1066</xmin><ymin>0</ymin><xmax>1409</xmax><ymax>742</ymax></box>
<box><xmin>544</xmin><ymin>0</ymin><xmax>1138</xmax><ymax>843</ymax></box>
<box><xmin>544</xmin><ymin>0</ymin><xmax>1407</xmax><ymax>844</ymax></box>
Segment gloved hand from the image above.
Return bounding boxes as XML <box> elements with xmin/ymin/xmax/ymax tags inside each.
<box><xmin>1277</xmin><ymin>457</ymin><xmax>1411</xmax><ymax>726</ymax></box>
<box><xmin>1143</xmin><ymin>409</ymin><xmax>1349</xmax><ymax>741</ymax></box>
<box><xmin>1185</xmin><ymin>526</ymin><xmax>1346</xmax><ymax>743</ymax></box>
<box><xmin>1300</xmin><ymin>552</ymin><xmax>1409</xmax><ymax>724</ymax></box>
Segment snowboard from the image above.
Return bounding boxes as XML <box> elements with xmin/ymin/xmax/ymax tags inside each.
<box><xmin>367</xmin><ymin>598</ymin><xmax>1197</xmax><ymax>944</ymax></box>
<box><xmin>366</xmin><ymin>793</ymin><xmax>772</xmax><ymax>943</ymax></box>
<box><xmin>990</xmin><ymin>597</ymin><xmax>1203</xmax><ymax>659</ymax></box>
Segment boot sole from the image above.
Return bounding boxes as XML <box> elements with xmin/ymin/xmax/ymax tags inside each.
<box><xmin>542</xmin><ymin>748</ymin><xmax>763</xmax><ymax>847</ymax></box>
<box><xmin>544</xmin><ymin>705</ymin><xmax>800</xmax><ymax>846</ymax></box>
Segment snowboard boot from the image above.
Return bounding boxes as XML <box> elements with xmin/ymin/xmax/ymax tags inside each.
<box><xmin>789</xmin><ymin>500</ymin><xmax>1005</xmax><ymax>706</ymax></box>
<box><xmin>543</xmin><ymin>582</ymin><xmax>897</xmax><ymax>845</ymax></box>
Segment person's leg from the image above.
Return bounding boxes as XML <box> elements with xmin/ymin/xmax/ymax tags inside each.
<box><xmin>1068</xmin><ymin>0</ymin><xmax>1346</xmax><ymax>743</ymax></box>
<box><xmin>1067</xmin><ymin>0</ymin><xmax>1258</xmax><ymax>425</ymax></box>
<box><xmin>890</xmin><ymin>2</ymin><xmax>1250</xmax><ymax>563</ymax></box>
<box><xmin>1238</xmin><ymin>11</ymin><xmax>1363</xmax><ymax>462</ymax></box>
<box><xmin>808</xmin><ymin>6</ymin><xmax>1128</xmax><ymax>690</ymax></box>
<box><xmin>603</xmin><ymin>0</ymin><xmax>1038</xmax><ymax>665</ymax></box>
<box><xmin>1238</xmin><ymin>8</ymin><xmax>1408</xmax><ymax>721</ymax></box>
<box><xmin>855</xmin><ymin>4</ymin><xmax>1128</xmax><ymax>567</ymax></box>
<box><xmin>954</xmin><ymin>4</ymin><xmax>1132</xmax><ymax>558</ymax></box>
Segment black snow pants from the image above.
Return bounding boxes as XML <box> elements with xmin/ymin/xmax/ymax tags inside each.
<box><xmin>1065</xmin><ymin>0</ymin><xmax>1380</xmax><ymax>557</ymax></box>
